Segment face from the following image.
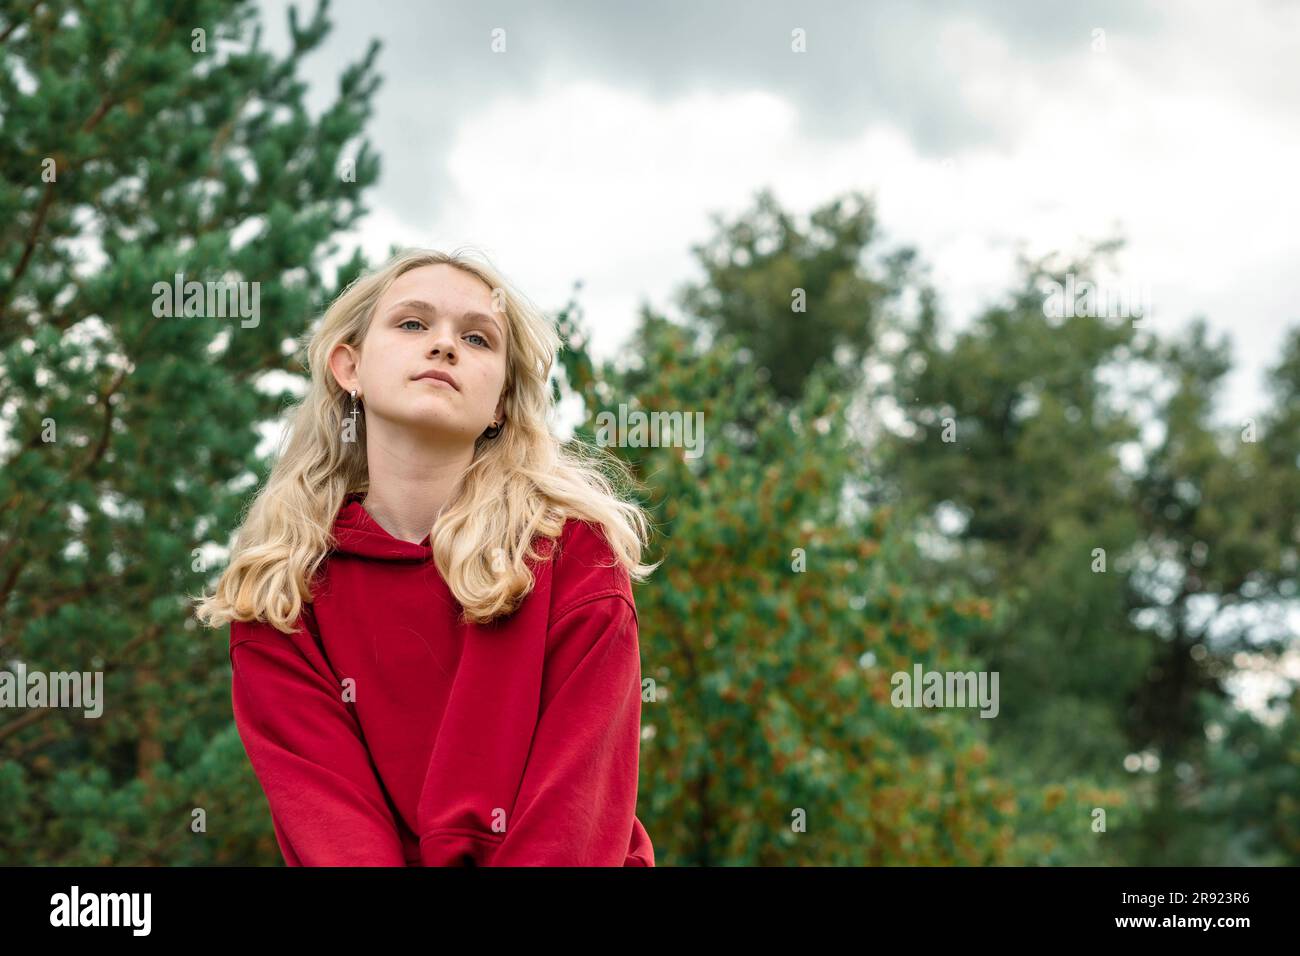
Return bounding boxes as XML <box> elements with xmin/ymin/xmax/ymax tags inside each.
<box><xmin>330</xmin><ymin>263</ymin><xmax>509</xmax><ymax>444</ymax></box>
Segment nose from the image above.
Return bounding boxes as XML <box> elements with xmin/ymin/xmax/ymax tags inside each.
<box><xmin>428</xmin><ymin>324</ymin><xmax>457</xmax><ymax>361</ymax></box>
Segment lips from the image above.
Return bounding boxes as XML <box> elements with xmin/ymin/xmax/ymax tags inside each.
<box><xmin>414</xmin><ymin>369</ymin><xmax>460</xmax><ymax>391</ymax></box>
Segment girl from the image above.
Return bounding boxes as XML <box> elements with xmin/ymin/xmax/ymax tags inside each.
<box><xmin>194</xmin><ymin>248</ymin><xmax>659</xmax><ymax>866</ymax></box>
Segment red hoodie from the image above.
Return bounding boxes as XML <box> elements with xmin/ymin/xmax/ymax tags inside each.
<box><xmin>228</xmin><ymin>492</ymin><xmax>654</xmax><ymax>867</ymax></box>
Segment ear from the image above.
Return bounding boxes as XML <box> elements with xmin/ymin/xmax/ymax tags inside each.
<box><xmin>327</xmin><ymin>342</ymin><xmax>361</xmax><ymax>396</ymax></box>
<box><xmin>494</xmin><ymin>392</ymin><xmax>507</xmax><ymax>424</ymax></box>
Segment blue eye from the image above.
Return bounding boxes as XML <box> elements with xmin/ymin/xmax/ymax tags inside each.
<box><xmin>399</xmin><ymin>320</ymin><xmax>488</xmax><ymax>347</ymax></box>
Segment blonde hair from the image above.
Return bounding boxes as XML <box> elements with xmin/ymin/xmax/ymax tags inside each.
<box><xmin>192</xmin><ymin>247</ymin><xmax>660</xmax><ymax>632</ymax></box>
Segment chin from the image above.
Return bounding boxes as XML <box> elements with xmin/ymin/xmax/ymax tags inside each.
<box><xmin>405</xmin><ymin>412</ymin><xmax>474</xmax><ymax>436</ymax></box>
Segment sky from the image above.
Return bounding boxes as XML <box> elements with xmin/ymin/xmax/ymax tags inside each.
<box><xmin>255</xmin><ymin>0</ymin><xmax>1300</xmax><ymax>430</ymax></box>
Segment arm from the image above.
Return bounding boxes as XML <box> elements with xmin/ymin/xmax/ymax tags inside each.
<box><xmin>229</xmin><ymin>616</ymin><xmax>407</xmax><ymax>866</ymax></box>
<box><xmin>491</xmin><ymin>594</ymin><xmax>647</xmax><ymax>866</ymax></box>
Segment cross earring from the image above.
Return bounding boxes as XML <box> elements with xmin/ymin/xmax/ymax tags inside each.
<box><xmin>350</xmin><ymin>389</ymin><xmax>360</xmax><ymax>418</ymax></box>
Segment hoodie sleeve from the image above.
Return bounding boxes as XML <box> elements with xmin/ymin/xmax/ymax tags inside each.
<box><xmin>229</xmin><ymin>616</ymin><xmax>407</xmax><ymax>866</ymax></box>
<box><xmin>490</xmin><ymin>593</ymin><xmax>648</xmax><ymax>866</ymax></box>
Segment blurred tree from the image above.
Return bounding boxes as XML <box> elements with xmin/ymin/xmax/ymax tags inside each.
<box><xmin>674</xmin><ymin>187</ymin><xmax>920</xmax><ymax>405</ymax></box>
<box><xmin>1193</xmin><ymin>687</ymin><xmax>1300</xmax><ymax>865</ymax></box>
<box><xmin>1125</xmin><ymin>322</ymin><xmax>1300</xmax><ymax>861</ymax></box>
<box><xmin>873</xmin><ymin>243</ymin><xmax>1300</xmax><ymax>864</ymax></box>
<box><xmin>0</xmin><ymin>0</ymin><xmax>382</xmax><ymax>863</ymax></box>
<box><xmin>873</xmin><ymin>250</ymin><xmax>1151</xmax><ymax>783</ymax></box>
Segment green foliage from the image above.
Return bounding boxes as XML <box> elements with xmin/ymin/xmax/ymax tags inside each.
<box><xmin>1193</xmin><ymin>689</ymin><xmax>1300</xmax><ymax>865</ymax></box>
<box><xmin>871</xmin><ymin>244</ymin><xmax>1300</xmax><ymax>864</ymax></box>
<box><xmin>674</xmin><ymin>187</ymin><xmax>919</xmax><ymax>404</ymax></box>
<box><xmin>874</xmin><ymin>251</ymin><xmax>1154</xmax><ymax>785</ymax></box>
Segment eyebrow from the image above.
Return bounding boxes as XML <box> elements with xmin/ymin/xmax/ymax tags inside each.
<box><xmin>386</xmin><ymin>299</ymin><xmax>505</xmax><ymax>340</ymax></box>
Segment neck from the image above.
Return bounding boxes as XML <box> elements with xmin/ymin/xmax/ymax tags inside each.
<box><xmin>360</xmin><ymin>426</ymin><xmax>476</xmax><ymax>544</ymax></box>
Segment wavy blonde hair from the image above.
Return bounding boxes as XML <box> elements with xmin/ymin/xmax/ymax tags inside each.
<box><xmin>193</xmin><ymin>247</ymin><xmax>660</xmax><ymax>632</ymax></box>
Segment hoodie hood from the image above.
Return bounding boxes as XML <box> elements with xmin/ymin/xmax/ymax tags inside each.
<box><xmin>330</xmin><ymin>491</ymin><xmax>433</xmax><ymax>561</ymax></box>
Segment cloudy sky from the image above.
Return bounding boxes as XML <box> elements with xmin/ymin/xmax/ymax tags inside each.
<box><xmin>257</xmin><ymin>0</ymin><xmax>1300</xmax><ymax>427</ymax></box>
